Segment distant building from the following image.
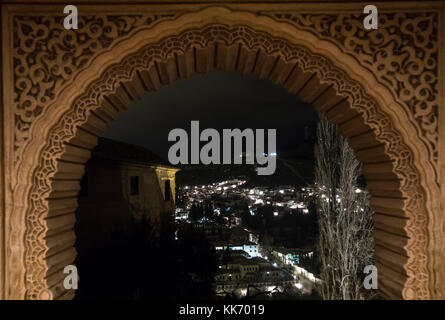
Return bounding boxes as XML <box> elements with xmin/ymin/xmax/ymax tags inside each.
<box><xmin>215</xmin><ymin>256</ymin><xmax>296</xmax><ymax>297</ymax></box>
<box><xmin>271</xmin><ymin>247</ymin><xmax>320</xmax><ymax>283</ymax></box>
<box><xmin>248</xmin><ymin>232</ymin><xmax>260</xmax><ymax>244</ymax></box>
<box><xmin>175</xmin><ymin>207</ymin><xmax>189</xmax><ymax>221</ymax></box>
<box><xmin>212</xmin><ymin>240</ymin><xmax>260</xmax><ymax>258</ymax></box>
<box><xmin>75</xmin><ymin>137</ymin><xmax>179</xmax><ymax>247</ymax></box>
<box><xmin>191</xmin><ymin>221</ymin><xmax>224</xmax><ymax>239</ymax></box>
<box><xmin>272</xmin><ymin>247</ymin><xmax>314</xmax><ymax>266</ymax></box>
<box><xmin>230</xmin><ymin>216</ymin><xmax>242</xmax><ymax>226</ymax></box>
<box><xmin>229</xmin><ymin>250</ymin><xmax>250</xmax><ymax>259</ymax></box>
<box><xmin>228</xmin><ymin>226</ymin><xmax>251</xmax><ymax>243</ymax></box>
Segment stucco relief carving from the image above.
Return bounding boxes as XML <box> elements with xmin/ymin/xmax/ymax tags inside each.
<box><xmin>23</xmin><ymin>23</ymin><xmax>430</xmax><ymax>299</ymax></box>
<box><xmin>13</xmin><ymin>13</ymin><xmax>177</xmax><ymax>165</ymax></box>
<box><xmin>12</xmin><ymin>11</ymin><xmax>439</xmax><ymax>179</ymax></box>
<box><xmin>262</xmin><ymin>12</ymin><xmax>439</xmax><ymax>173</ymax></box>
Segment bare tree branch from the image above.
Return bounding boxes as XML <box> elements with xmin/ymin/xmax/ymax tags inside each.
<box><xmin>314</xmin><ymin>114</ymin><xmax>375</xmax><ymax>300</ymax></box>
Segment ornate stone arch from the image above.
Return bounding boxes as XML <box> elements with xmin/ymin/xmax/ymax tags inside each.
<box><xmin>2</xmin><ymin>5</ymin><xmax>443</xmax><ymax>300</ymax></box>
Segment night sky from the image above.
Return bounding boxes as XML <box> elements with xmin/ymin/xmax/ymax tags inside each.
<box><xmin>103</xmin><ymin>71</ymin><xmax>318</xmax><ymax>161</ymax></box>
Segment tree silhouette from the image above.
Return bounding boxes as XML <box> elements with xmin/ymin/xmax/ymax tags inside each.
<box><xmin>314</xmin><ymin>114</ymin><xmax>375</xmax><ymax>300</ymax></box>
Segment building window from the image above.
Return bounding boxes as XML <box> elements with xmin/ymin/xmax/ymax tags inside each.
<box><xmin>164</xmin><ymin>179</ymin><xmax>171</xmax><ymax>201</ymax></box>
<box><xmin>130</xmin><ymin>176</ymin><xmax>139</xmax><ymax>195</ymax></box>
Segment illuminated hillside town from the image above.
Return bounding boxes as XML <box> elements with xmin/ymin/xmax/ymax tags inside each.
<box><xmin>174</xmin><ymin>178</ymin><xmax>321</xmax><ymax>298</ymax></box>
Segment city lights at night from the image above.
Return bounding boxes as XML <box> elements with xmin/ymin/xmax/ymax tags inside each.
<box><xmin>0</xmin><ymin>0</ymin><xmax>443</xmax><ymax>310</ymax></box>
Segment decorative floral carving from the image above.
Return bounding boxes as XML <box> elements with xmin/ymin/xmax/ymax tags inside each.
<box><xmin>24</xmin><ymin>24</ymin><xmax>430</xmax><ymax>299</ymax></box>
<box><xmin>12</xmin><ymin>11</ymin><xmax>438</xmax><ymax>181</ymax></box>
<box><xmin>12</xmin><ymin>14</ymin><xmax>177</xmax><ymax>165</ymax></box>
<box><xmin>262</xmin><ymin>12</ymin><xmax>439</xmax><ymax>171</ymax></box>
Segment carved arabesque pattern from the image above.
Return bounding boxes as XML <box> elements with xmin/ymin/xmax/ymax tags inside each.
<box><xmin>13</xmin><ymin>13</ymin><xmax>177</xmax><ymax>165</ymax></box>
<box><xmin>25</xmin><ymin>24</ymin><xmax>429</xmax><ymax>299</ymax></box>
<box><xmin>263</xmin><ymin>12</ymin><xmax>439</xmax><ymax>174</ymax></box>
<box><xmin>12</xmin><ymin>11</ymin><xmax>439</xmax><ymax>181</ymax></box>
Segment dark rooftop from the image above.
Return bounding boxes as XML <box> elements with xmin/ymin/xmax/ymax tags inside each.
<box><xmin>91</xmin><ymin>137</ymin><xmax>177</xmax><ymax>169</ymax></box>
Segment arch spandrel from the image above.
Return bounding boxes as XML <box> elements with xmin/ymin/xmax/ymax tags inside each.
<box><xmin>1</xmin><ymin>4</ymin><xmax>443</xmax><ymax>300</ymax></box>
